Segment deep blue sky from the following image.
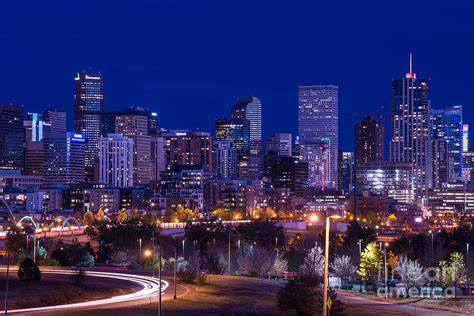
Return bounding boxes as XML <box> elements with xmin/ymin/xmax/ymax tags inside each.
<box><xmin>1</xmin><ymin>0</ymin><xmax>473</xmax><ymax>151</ymax></box>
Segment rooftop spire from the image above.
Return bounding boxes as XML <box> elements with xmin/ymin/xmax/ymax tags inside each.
<box><xmin>409</xmin><ymin>50</ymin><xmax>413</xmax><ymax>74</ymax></box>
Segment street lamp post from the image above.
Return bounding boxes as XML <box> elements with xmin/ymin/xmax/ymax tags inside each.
<box><xmin>138</xmin><ymin>238</ymin><xmax>142</xmax><ymax>261</ymax></box>
<box><xmin>4</xmin><ymin>246</ymin><xmax>9</xmax><ymax>316</ymax></box>
<box><xmin>357</xmin><ymin>239</ymin><xmax>363</xmax><ymax>293</ymax></box>
<box><xmin>322</xmin><ymin>210</ymin><xmax>344</xmax><ymax>316</ymax></box>
<box><xmin>227</xmin><ymin>230</ymin><xmax>231</xmax><ymax>275</ymax></box>
<box><xmin>467</xmin><ymin>243</ymin><xmax>470</xmax><ymax>296</ymax></box>
<box><xmin>384</xmin><ymin>243</ymin><xmax>388</xmax><ymax>300</ymax></box>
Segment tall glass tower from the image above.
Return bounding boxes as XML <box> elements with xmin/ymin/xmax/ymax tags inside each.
<box><xmin>298</xmin><ymin>85</ymin><xmax>339</xmax><ymax>189</ymax></box>
<box><xmin>432</xmin><ymin>105</ymin><xmax>463</xmax><ymax>181</ymax></box>
<box><xmin>390</xmin><ymin>54</ymin><xmax>432</xmax><ymax>195</ymax></box>
<box><xmin>74</xmin><ymin>71</ymin><xmax>104</xmax><ymax>182</ymax></box>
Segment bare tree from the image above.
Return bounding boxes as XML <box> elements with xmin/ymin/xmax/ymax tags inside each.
<box><xmin>300</xmin><ymin>245</ymin><xmax>324</xmax><ymax>277</ymax></box>
<box><xmin>396</xmin><ymin>255</ymin><xmax>425</xmax><ymax>288</ymax></box>
<box><xmin>331</xmin><ymin>254</ymin><xmax>357</xmax><ymax>281</ymax></box>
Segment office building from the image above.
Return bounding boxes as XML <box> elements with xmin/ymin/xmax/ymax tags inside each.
<box><xmin>432</xmin><ymin>106</ymin><xmax>463</xmax><ymax>181</ymax></box>
<box><xmin>265</xmin><ymin>133</ymin><xmax>292</xmax><ymax>157</ymax></box>
<box><xmin>99</xmin><ymin>134</ymin><xmax>134</xmax><ymax>187</ymax></box>
<box><xmin>215</xmin><ymin>118</ymin><xmax>249</xmax><ymax>177</ymax></box>
<box><xmin>264</xmin><ymin>154</ymin><xmax>308</xmax><ymax>196</ymax></box>
<box><xmin>463</xmin><ymin>124</ymin><xmax>469</xmax><ymax>153</ymax></box>
<box><xmin>151</xmin><ymin>135</ymin><xmax>166</xmax><ymax>182</ymax></box>
<box><xmin>355</xmin><ymin>115</ymin><xmax>384</xmax><ymax>167</ymax></box>
<box><xmin>115</xmin><ymin>114</ymin><xmax>151</xmax><ymax>185</ymax></box>
<box><xmin>213</xmin><ymin>140</ymin><xmax>237</xmax><ymax>179</ymax></box>
<box><xmin>298</xmin><ymin>85</ymin><xmax>338</xmax><ymax>189</ymax></box>
<box><xmin>390</xmin><ymin>54</ymin><xmax>432</xmax><ymax>195</ymax></box>
<box><xmin>43</xmin><ymin>109</ymin><xmax>66</xmax><ymax>134</ymax></box>
<box><xmin>231</xmin><ymin>96</ymin><xmax>262</xmax><ymax>156</ymax></box>
<box><xmin>432</xmin><ymin>140</ymin><xmax>450</xmax><ymax>188</ymax></box>
<box><xmin>0</xmin><ymin>170</ymin><xmax>42</xmax><ymax>192</ymax></box>
<box><xmin>162</xmin><ymin>131</ymin><xmax>213</xmax><ymax>171</ymax></box>
<box><xmin>0</xmin><ymin>104</ymin><xmax>24</xmax><ymax>172</ymax></box>
<box><xmin>338</xmin><ymin>150</ymin><xmax>354</xmax><ymax>193</ymax></box>
<box><xmin>43</xmin><ymin>132</ymin><xmax>86</xmax><ymax>184</ymax></box>
<box><xmin>74</xmin><ymin>71</ymin><xmax>104</xmax><ymax>181</ymax></box>
<box><xmin>300</xmin><ymin>140</ymin><xmax>330</xmax><ymax>189</ymax></box>
<box><xmin>356</xmin><ymin>161</ymin><xmax>415</xmax><ymax>204</ymax></box>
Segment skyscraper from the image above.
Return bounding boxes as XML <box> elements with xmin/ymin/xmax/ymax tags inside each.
<box><xmin>0</xmin><ymin>104</ymin><xmax>24</xmax><ymax>172</ymax></box>
<box><xmin>150</xmin><ymin>135</ymin><xmax>166</xmax><ymax>183</ymax></box>
<box><xmin>432</xmin><ymin>139</ymin><xmax>450</xmax><ymax>188</ymax></box>
<box><xmin>463</xmin><ymin>124</ymin><xmax>469</xmax><ymax>153</ymax></box>
<box><xmin>338</xmin><ymin>150</ymin><xmax>354</xmax><ymax>194</ymax></box>
<box><xmin>215</xmin><ymin>118</ymin><xmax>250</xmax><ymax>178</ymax></box>
<box><xmin>99</xmin><ymin>134</ymin><xmax>134</xmax><ymax>187</ymax></box>
<box><xmin>43</xmin><ymin>109</ymin><xmax>66</xmax><ymax>134</ymax></box>
<box><xmin>264</xmin><ymin>133</ymin><xmax>292</xmax><ymax>157</ymax></box>
<box><xmin>74</xmin><ymin>71</ymin><xmax>104</xmax><ymax>182</ymax></box>
<box><xmin>213</xmin><ymin>140</ymin><xmax>237</xmax><ymax>179</ymax></box>
<box><xmin>298</xmin><ymin>85</ymin><xmax>339</xmax><ymax>189</ymax></box>
<box><xmin>162</xmin><ymin>131</ymin><xmax>213</xmax><ymax>171</ymax></box>
<box><xmin>24</xmin><ymin>113</ymin><xmax>50</xmax><ymax>176</ymax></box>
<box><xmin>43</xmin><ymin>132</ymin><xmax>86</xmax><ymax>184</ymax></box>
<box><xmin>390</xmin><ymin>54</ymin><xmax>432</xmax><ymax>194</ymax></box>
<box><xmin>355</xmin><ymin>115</ymin><xmax>384</xmax><ymax>168</ymax></box>
<box><xmin>231</xmin><ymin>97</ymin><xmax>262</xmax><ymax>156</ymax></box>
<box><xmin>432</xmin><ymin>106</ymin><xmax>463</xmax><ymax>181</ymax></box>
<box><xmin>115</xmin><ymin>114</ymin><xmax>151</xmax><ymax>185</ymax></box>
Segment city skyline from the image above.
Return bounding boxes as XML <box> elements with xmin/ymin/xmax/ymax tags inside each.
<box><xmin>0</xmin><ymin>1</ymin><xmax>472</xmax><ymax>151</ymax></box>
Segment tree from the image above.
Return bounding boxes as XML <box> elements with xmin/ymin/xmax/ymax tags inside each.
<box><xmin>175</xmin><ymin>205</ymin><xmax>193</xmax><ymax>222</ymax></box>
<box><xmin>237</xmin><ymin>245</ymin><xmax>275</xmax><ymax>277</ymax></box>
<box><xmin>236</xmin><ymin>220</ymin><xmax>284</xmax><ymax>250</ymax></box>
<box><xmin>117</xmin><ymin>210</ymin><xmax>128</xmax><ymax>222</ymax></box>
<box><xmin>83</xmin><ymin>211</ymin><xmax>93</xmax><ymax>226</ymax></box>
<box><xmin>95</xmin><ymin>208</ymin><xmax>105</xmax><ymax>221</ymax></box>
<box><xmin>396</xmin><ymin>255</ymin><xmax>425</xmax><ymax>288</ymax></box>
<box><xmin>331</xmin><ymin>255</ymin><xmax>357</xmax><ymax>281</ymax></box>
<box><xmin>300</xmin><ymin>245</ymin><xmax>324</xmax><ymax>277</ymax></box>
<box><xmin>438</xmin><ymin>252</ymin><xmax>466</xmax><ymax>289</ymax></box>
<box><xmin>18</xmin><ymin>257</ymin><xmax>41</xmax><ymax>283</ymax></box>
<box><xmin>387</xmin><ymin>251</ymin><xmax>398</xmax><ymax>279</ymax></box>
<box><xmin>271</xmin><ymin>251</ymin><xmax>288</xmax><ymax>276</ymax></box>
<box><xmin>343</xmin><ymin>221</ymin><xmax>377</xmax><ymax>248</ymax></box>
<box><xmin>278</xmin><ymin>281</ymin><xmax>319</xmax><ymax>316</ymax></box>
<box><xmin>358</xmin><ymin>242</ymin><xmax>383</xmax><ymax>280</ymax></box>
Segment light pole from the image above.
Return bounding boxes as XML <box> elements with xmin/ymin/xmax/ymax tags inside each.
<box><xmin>357</xmin><ymin>239</ymin><xmax>363</xmax><ymax>293</ymax></box>
<box><xmin>4</xmin><ymin>246</ymin><xmax>9</xmax><ymax>316</ymax></box>
<box><xmin>182</xmin><ymin>240</ymin><xmax>185</xmax><ymax>257</ymax></box>
<box><xmin>467</xmin><ymin>243</ymin><xmax>470</xmax><ymax>296</ymax></box>
<box><xmin>322</xmin><ymin>210</ymin><xmax>344</xmax><ymax>316</ymax></box>
<box><xmin>227</xmin><ymin>230</ymin><xmax>231</xmax><ymax>275</ymax></box>
<box><xmin>138</xmin><ymin>238</ymin><xmax>142</xmax><ymax>260</ymax></box>
<box><xmin>384</xmin><ymin>243</ymin><xmax>388</xmax><ymax>299</ymax></box>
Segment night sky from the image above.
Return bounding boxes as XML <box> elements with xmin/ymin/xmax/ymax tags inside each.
<box><xmin>1</xmin><ymin>0</ymin><xmax>472</xmax><ymax>151</ymax></box>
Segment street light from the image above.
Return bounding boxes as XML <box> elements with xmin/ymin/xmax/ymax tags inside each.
<box><xmin>323</xmin><ymin>209</ymin><xmax>344</xmax><ymax>316</ymax></box>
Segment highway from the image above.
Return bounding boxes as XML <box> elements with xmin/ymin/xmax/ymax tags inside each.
<box><xmin>0</xmin><ymin>269</ymin><xmax>181</xmax><ymax>315</ymax></box>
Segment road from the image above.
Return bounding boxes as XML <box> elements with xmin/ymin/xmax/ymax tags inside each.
<box><xmin>207</xmin><ymin>275</ymin><xmax>464</xmax><ymax>316</ymax></box>
<box><xmin>0</xmin><ymin>269</ymin><xmax>189</xmax><ymax>315</ymax></box>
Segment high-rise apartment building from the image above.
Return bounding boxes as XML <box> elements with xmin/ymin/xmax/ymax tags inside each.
<box><xmin>74</xmin><ymin>71</ymin><xmax>104</xmax><ymax>182</ymax></box>
<box><xmin>43</xmin><ymin>132</ymin><xmax>85</xmax><ymax>184</ymax></box>
<box><xmin>390</xmin><ymin>54</ymin><xmax>432</xmax><ymax>195</ymax></box>
<box><xmin>355</xmin><ymin>115</ymin><xmax>384</xmax><ymax>167</ymax></box>
<box><xmin>99</xmin><ymin>134</ymin><xmax>134</xmax><ymax>187</ymax></box>
<box><xmin>432</xmin><ymin>106</ymin><xmax>463</xmax><ymax>181</ymax></box>
<box><xmin>264</xmin><ymin>133</ymin><xmax>292</xmax><ymax>157</ymax></box>
<box><xmin>0</xmin><ymin>104</ymin><xmax>24</xmax><ymax>172</ymax></box>
<box><xmin>115</xmin><ymin>114</ymin><xmax>151</xmax><ymax>185</ymax></box>
<box><xmin>212</xmin><ymin>140</ymin><xmax>237</xmax><ymax>179</ymax></box>
<box><xmin>298</xmin><ymin>85</ymin><xmax>338</xmax><ymax>189</ymax></box>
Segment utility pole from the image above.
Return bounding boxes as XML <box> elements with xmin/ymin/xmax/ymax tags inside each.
<box><xmin>174</xmin><ymin>247</ymin><xmax>177</xmax><ymax>299</ymax></box>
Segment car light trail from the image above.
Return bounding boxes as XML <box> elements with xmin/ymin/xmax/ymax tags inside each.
<box><xmin>0</xmin><ymin>269</ymin><xmax>169</xmax><ymax>314</ymax></box>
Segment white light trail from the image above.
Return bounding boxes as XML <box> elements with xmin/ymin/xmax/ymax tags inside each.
<box><xmin>0</xmin><ymin>269</ymin><xmax>168</xmax><ymax>314</ymax></box>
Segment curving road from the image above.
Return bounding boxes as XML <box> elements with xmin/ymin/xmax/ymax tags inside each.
<box><xmin>0</xmin><ymin>269</ymin><xmax>171</xmax><ymax>315</ymax></box>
